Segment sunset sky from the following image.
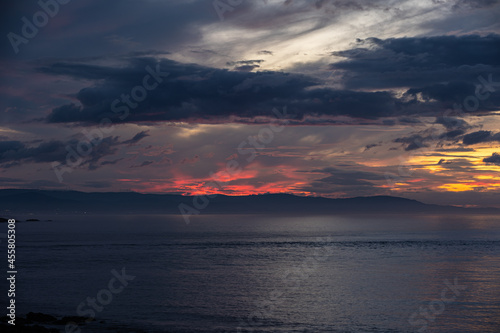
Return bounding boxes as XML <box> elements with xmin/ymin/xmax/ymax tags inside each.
<box><xmin>1</xmin><ymin>0</ymin><xmax>500</xmax><ymax>207</ymax></box>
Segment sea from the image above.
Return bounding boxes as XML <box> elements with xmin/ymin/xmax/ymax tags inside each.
<box><xmin>3</xmin><ymin>213</ymin><xmax>500</xmax><ymax>332</ymax></box>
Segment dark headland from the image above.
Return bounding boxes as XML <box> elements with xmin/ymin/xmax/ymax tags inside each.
<box><xmin>0</xmin><ymin>189</ymin><xmax>497</xmax><ymax>215</ymax></box>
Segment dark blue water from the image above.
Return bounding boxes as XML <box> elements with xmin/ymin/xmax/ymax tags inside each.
<box><xmin>4</xmin><ymin>214</ymin><xmax>500</xmax><ymax>332</ymax></box>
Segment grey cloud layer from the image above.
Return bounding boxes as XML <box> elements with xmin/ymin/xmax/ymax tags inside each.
<box><xmin>0</xmin><ymin>131</ymin><xmax>148</xmax><ymax>170</ymax></box>
<box><xmin>40</xmin><ymin>34</ymin><xmax>500</xmax><ymax>126</ymax></box>
<box><xmin>42</xmin><ymin>57</ymin><xmax>403</xmax><ymax>124</ymax></box>
<box><xmin>331</xmin><ymin>35</ymin><xmax>500</xmax><ymax>111</ymax></box>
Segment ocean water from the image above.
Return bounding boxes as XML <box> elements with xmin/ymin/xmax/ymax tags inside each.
<box><xmin>4</xmin><ymin>214</ymin><xmax>500</xmax><ymax>332</ymax></box>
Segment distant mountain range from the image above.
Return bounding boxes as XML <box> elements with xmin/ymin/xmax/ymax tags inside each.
<box><xmin>0</xmin><ymin>189</ymin><xmax>498</xmax><ymax>216</ymax></box>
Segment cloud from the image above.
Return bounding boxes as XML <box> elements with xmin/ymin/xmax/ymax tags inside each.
<box><xmin>435</xmin><ymin>147</ymin><xmax>475</xmax><ymax>152</ymax></box>
<box><xmin>439</xmin><ymin>129</ymin><xmax>466</xmax><ymax>139</ymax></box>
<box><xmin>437</xmin><ymin>159</ymin><xmax>452</xmax><ymax>165</ymax></box>
<box><xmin>82</xmin><ymin>181</ymin><xmax>113</xmax><ymax>188</ymax></box>
<box><xmin>180</xmin><ymin>155</ymin><xmax>199</xmax><ymax>165</ymax></box>
<box><xmin>297</xmin><ymin>165</ymin><xmax>388</xmax><ymax>197</ymax></box>
<box><xmin>330</xmin><ymin>35</ymin><xmax>500</xmax><ymax>97</ymax></box>
<box><xmin>25</xmin><ymin>180</ymin><xmax>65</xmax><ymax>188</ymax></box>
<box><xmin>483</xmin><ymin>152</ymin><xmax>500</xmax><ymax>164</ymax></box>
<box><xmin>226</xmin><ymin>60</ymin><xmax>265</xmax><ymax>67</ymax></box>
<box><xmin>131</xmin><ymin>160</ymin><xmax>154</xmax><ymax>168</ymax></box>
<box><xmin>100</xmin><ymin>158</ymin><xmax>124</xmax><ymax>166</ymax></box>
<box><xmin>0</xmin><ymin>177</ymin><xmax>23</xmax><ymax>184</ymax></box>
<box><xmin>40</xmin><ymin>54</ymin><xmax>498</xmax><ymax>127</ymax></box>
<box><xmin>310</xmin><ymin>167</ymin><xmax>386</xmax><ymax>186</ymax></box>
<box><xmin>122</xmin><ymin>131</ymin><xmax>150</xmax><ymax>145</ymax></box>
<box><xmin>451</xmin><ymin>0</ymin><xmax>499</xmax><ymax>10</ymax></box>
<box><xmin>364</xmin><ymin>143</ymin><xmax>380</xmax><ymax>151</ymax></box>
<box><xmin>392</xmin><ymin>126</ymin><xmax>466</xmax><ymax>151</ymax></box>
<box><xmin>38</xmin><ymin>35</ymin><xmax>500</xmax><ymax>126</ymax></box>
<box><xmin>40</xmin><ymin>57</ymin><xmax>411</xmax><ymax>124</ymax></box>
<box><xmin>462</xmin><ymin>130</ymin><xmax>500</xmax><ymax>144</ymax></box>
<box><xmin>394</xmin><ymin>133</ymin><xmax>433</xmax><ymax>151</ymax></box>
<box><xmin>0</xmin><ymin>130</ymin><xmax>150</xmax><ymax>170</ymax></box>
<box><xmin>435</xmin><ymin>117</ymin><xmax>470</xmax><ymax>130</ymax></box>
<box><xmin>0</xmin><ymin>140</ymin><xmax>67</xmax><ymax>166</ymax></box>
<box><xmin>0</xmin><ymin>0</ymin><xmax>214</xmax><ymax>61</ymax></box>
<box><xmin>234</xmin><ymin>65</ymin><xmax>261</xmax><ymax>72</ymax></box>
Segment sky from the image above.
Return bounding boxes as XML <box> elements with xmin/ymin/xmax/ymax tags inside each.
<box><xmin>1</xmin><ymin>0</ymin><xmax>500</xmax><ymax>207</ymax></box>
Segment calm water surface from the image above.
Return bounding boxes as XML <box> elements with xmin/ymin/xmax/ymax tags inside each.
<box><xmin>4</xmin><ymin>214</ymin><xmax>500</xmax><ymax>332</ymax></box>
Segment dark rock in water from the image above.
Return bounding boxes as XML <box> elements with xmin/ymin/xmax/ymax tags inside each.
<box><xmin>26</xmin><ymin>312</ymin><xmax>57</xmax><ymax>323</ymax></box>
<box><xmin>26</xmin><ymin>219</ymin><xmax>40</xmax><ymax>222</ymax></box>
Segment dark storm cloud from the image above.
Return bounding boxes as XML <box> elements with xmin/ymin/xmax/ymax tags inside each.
<box><xmin>0</xmin><ymin>131</ymin><xmax>148</xmax><ymax>170</ymax></box>
<box><xmin>226</xmin><ymin>60</ymin><xmax>265</xmax><ymax>66</ymax></box>
<box><xmin>392</xmin><ymin>121</ymin><xmax>500</xmax><ymax>151</ymax></box>
<box><xmin>40</xmin><ymin>34</ymin><xmax>500</xmax><ymax>125</ymax></box>
<box><xmin>406</xmin><ymin>81</ymin><xmax>500</xmax><ymax>111</ymax></box>
<box><xmin>234</xmin><ymin>65</ymin><xmax>260</xmax><ymax>72</ymax></box>
<box><xmin>364</xmin><ymin>143</ymin><xmax>380</xmax><ymax>151</ymax></box>
<box><xmin>462</xmin><ymin>130</ymin><xmax>500</xmax><ymax>144</ymax></box>
<box><xmin>392</xmin><ymin>120</ymin><xmax>471</xmax><ymax>151</ymax></box>
<box><xmin>434</xmin><ymin>117</ymin><xmax>470</xmax><ymax>140</ymax></box>
<box><xmin>435</xmin><ymin>147</ymin><xmax>476</xmax><ymax>152</ymax></box>
<box><xmin>435</xmin><ymin>117</ymin><xmax>470</xmax><ymax>130</ymax></box>
<box><xmin>394</xmin><ymin>135</ymin><xmax>430</xmax><ymax>151</ymax></box>
<box><xmin>483</xmin><ymin>152</ymin><xmax>500</xmax><ymax>164</ymax></box>
<box><xmin>100</xmin><ymin>158</ymin><xmax>123</xmax><ymax>166</ymax></box>
<box><xmin>330</xmin><ymin>35</ymin><xmax>500</xmax><ymax>95</ymax></box>
<box><xmin>408</xmin><ymin>82</ymin><xmax>474</xmax><ymax>103</ymax></box>
<box><xmin>0</xmin><ymin>140</ymin><xmax>66</xmax><ymax>165</ymax></box>
<box><xmin>439</xmin><ymin>129</ymin><xmax>466</xmax><ymax>139</ymax></box>
<box><xmin>131</xmin><ymin>161</ymin><xmax>154</xmax><ymax>168</ymax></box>
<box><xmin>122</xmin><ymin>131</ymin><xmax>150</xmax><ymax>145</ymax></box>
<box><xmin>41</xmin><ymin>57</ymin><xmax>414</xmax><ymax>124</ymax></box>
<box><xmin>0</xmin><ymin>137</ymin><xmax>118</xmax><ymax>170</ymax></box>
<box><xmin>227</xmin><ymin>60</ymin><xmax>265</xmax><ymax>72</ymax></box>
<box><xmin>82</xmin><ymin>136</ymin><xmax>121</xmax><ymax>171</ymax></box>
<box><xmin>333</xmin><ymin>34</ymin><xmax>500</xmax><ymax>73</ymax></box>
<box><xmin>437</xmin><ymin>159</ymin><xmax>451</xmax><ymax>165</ymax></box>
